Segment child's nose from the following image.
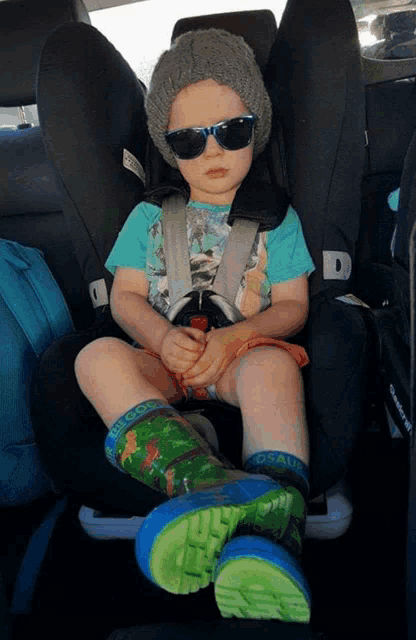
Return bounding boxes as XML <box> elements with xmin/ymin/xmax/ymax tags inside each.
<box><xmin>204</xmin><ymin>133</ymin><xmax>224</xmax><ymax>156</ymax></box>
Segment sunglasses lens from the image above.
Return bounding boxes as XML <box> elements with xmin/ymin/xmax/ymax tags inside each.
<box><xmin>167</xmin><ymin>129</ymin><xmax>206</xmax><ymax>160</ymax></box>
<box><xmin>217</xmin><ymin>117</ymin><xmax>254</xmax><ymax>151</ymax></box>
<box><xmin>166</xmin><ymin>116</ymin><xmax>256</xmax><ymax>159</ymax></box>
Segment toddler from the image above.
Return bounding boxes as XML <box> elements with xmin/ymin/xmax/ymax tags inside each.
<box><xmin>75</xmin><ymin>28</ymin><xmax>315</xmax><ymax>622</ymax></box>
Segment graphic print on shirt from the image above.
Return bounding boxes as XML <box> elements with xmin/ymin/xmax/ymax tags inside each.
<box><xmin>146</xmin><ymin>203</ymin><xmax>271</xmax><ymax>320</ymax></box>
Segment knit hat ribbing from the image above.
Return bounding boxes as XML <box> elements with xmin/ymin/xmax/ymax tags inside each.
<box><xmin>145</xmin><ymin>28</ymin><xmax>272</xmax><ymax>168</ymax></box>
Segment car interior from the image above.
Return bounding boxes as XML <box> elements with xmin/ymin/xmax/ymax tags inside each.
<box><xmin>0</xmin><ymin>0</ymin><xmax>414</xmax><ymax>638</ymax></box>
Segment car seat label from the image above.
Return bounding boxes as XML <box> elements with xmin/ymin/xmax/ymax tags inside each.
<box><xmin>123</xmin><ymin>149</ymin><xmax>145</xmax><ymax>184</ymax></box>
<box><xmin>89</xmin><ymin>278</ymin><xmax>109</xmax><ymax>308</ymax></box>
<box><xmin>323</xmin><ymin>251</ymin><xmax>352</xmax><ymax>281</ymax></box>
<box><xmin>389</xmin><ymin>383</ymin><xmax>412</xmax><ymax>435</ymax></box>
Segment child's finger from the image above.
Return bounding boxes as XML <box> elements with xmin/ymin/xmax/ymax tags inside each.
<box><xmin>181</xmin><ymin>327</ymin><xmax>206</xmax><ymax>344</ymax></box>
<box><xmin>170</xmin><ymin>343</ymin><xmax>204</xmax><ymax>373</ymax></box>
<box><xmin>183</xmin><ymin>362</ymin><xmax>217</xmax><ymax>387</ymax></box>
<box><xmin>183</xmin><ymin>350</ymin><xmax>217</xmax><ymax>383</ymax></box>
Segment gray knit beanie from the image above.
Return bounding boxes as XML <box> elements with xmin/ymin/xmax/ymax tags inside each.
<box><xmin>145</xmin><ymin>28</ymin><xmax>272</xmax><ymax>168</ymax></box>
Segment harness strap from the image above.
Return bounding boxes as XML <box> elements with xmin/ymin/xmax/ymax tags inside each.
<box><xmin>162</xmin><ymin>194</ymin><xmax>193</xmax><ymax>307</ymax></box>
<box><xmin>163</xmin><ymin>193</ymin><xmax>259</xmax><ymax>308</ymax></box>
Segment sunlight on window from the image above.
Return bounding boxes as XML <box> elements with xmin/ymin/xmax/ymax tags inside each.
<box><xmin>90</xmin><ymin>0</ymin><xmax>286</xmax><ymax>86</ymax></box>
<box><xmin>359</xmin><ymin>31</ymin><xmax>382</xmax><ymax>48</ymax></box>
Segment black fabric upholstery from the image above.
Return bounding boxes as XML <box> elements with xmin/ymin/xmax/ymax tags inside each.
<box><xmin>395</xmin><ymin>128</ymin><xmax>416</xmax><ymax>272</ymax></box>
<box><xmin>0</xmin><ymin>127</ymin><xmax>61</xmax><ymax>215</ymax></box>
<box><xmin>356</xmin><ymin>81</ymin><xmax>416</xmax><ymax>271</ymax></box>
<box><xmin>265</xmin><ymin>0</ymin><xmax>369</xmax><ymax>487</ymax></box>
<box><xmin>37</xmin><ymin>23</ymin><xmax>147</xmax><ymax>299</ymax></box>
<box><xmin>365</xmin><ymin>80</ymin><xmax>416</xmax><ymax>178</ymax></box>
<box><xmin>0</xmin><ymin>126</ymin><xmax>94</xmax><ymax>330</ymax></box>
<box><xmin>0</xmin><ymin>0</ymin><xmax>90</xmax><ymax>107</ymax></box>
<box><xmin>266</xmin><ymin>0</ymin><xmax>366</xmax><ymax>301</ymax></box>
<box><xmin>361</xmin><ymin>81</ymin><xmax>416</xmax><ymax>445</ymax></box>
<box><xmin>303</xmin><ymin>296</ymin><xmax>371</xmax><ymax>495</ymax></box>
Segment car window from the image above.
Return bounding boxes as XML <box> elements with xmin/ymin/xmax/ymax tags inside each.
<box><xmin>0</xmin><ymin>0</ymin><xmax>288</xmax><ymax>128</ymax></box>
<box><xmin>0</xmin><ymin>105</ymin><xmax>39</xmax><ymax>129</ymax></box>
<box><xmin>351</xmin><ymin>0</ymin><xmax>416</xmax><ymax>59</ymax></box>
<box><xmin>90</xmin><ymin>0</ymin><xmax>288</xmax><ymax>87</ymax></box>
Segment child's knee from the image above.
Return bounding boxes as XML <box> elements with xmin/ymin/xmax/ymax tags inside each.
<box><xmin>240</xmin><ymin>346</ymin><xmax>297</xmax><ymax>373</ymax></box>
<box><xmin>238</xmin><ymin>347</ymin><xmax>301</xmax><ymax>387</ymax></box>
<box><xmin>74</xmin><ymin>337</ymin><xmax>129</xmax><ymax>388</ymax></box>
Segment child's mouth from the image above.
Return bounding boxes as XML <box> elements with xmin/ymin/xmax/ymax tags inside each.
<box><xmin>206</xmin><ymin>168</ymin><xmax>228</xmax><ymax>178</ymax></box>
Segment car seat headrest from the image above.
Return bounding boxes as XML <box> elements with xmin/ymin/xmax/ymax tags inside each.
<box><xmin>0</xmin><ymin>0</ymin><xmax>90</xmax><ymax>107</ymax></box>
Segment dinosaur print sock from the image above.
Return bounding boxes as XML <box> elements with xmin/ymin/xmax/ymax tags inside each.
<box><xmin>104</xmin><ymin>398</ymin><xmax>246</xmax><ymax>498</ymax></box>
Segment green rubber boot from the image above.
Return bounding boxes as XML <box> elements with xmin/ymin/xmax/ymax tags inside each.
<box><xmin>104</xmin><ymin>398</ymin><xmax>248</xmax><ymax>497</ymax></box>
<box><xmin>213</xmin><ymin>450</ymin><xmax>311</xmax><ymax>621</ymax></box>
<box><xmin>105</xmin><ymin>399</ymin><xmax>291</xmax><ymax>595</ymax></box>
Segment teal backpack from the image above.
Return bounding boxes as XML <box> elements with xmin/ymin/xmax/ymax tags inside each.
<box><xmin>0</xmin><ymin>239</ymin><xmax>74</xmax><ymax>506</ymax></box>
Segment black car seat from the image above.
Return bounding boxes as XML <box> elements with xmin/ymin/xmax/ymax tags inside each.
<box><xmin>349</xmin><ymin>33</ymin><xmax>416</xmax><ymax>640</ymax></box>
<box><xmin>355</xmin><ymin>72</ymin><xmax>416</xmax><ymax>443</ymax></box>
<box><xmin>408</xmin><ymin>168</ymin><xmax>416</xmax><ymax>640</ymax></box>
<box><xmin>31</xmin><ymin>0</ymin><xmax>367</xmax><ymax>526</ymax></box>
<box><xmin>377</xmin><ymin>125</ymin><xmax>416</xmax><ymax>640</ymax></box>
<box><xmin>265</xmin><ymin>0</ymin><xmax>369</xmax><ymax>494</ymax></box>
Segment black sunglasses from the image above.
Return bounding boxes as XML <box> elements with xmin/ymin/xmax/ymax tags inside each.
<box><xmin>165</xmin><ymin>114</ymin><xmax>257</xmax><ymax>160</ymax></box>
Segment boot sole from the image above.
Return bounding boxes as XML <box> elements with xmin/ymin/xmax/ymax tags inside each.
<box><xmin>214</xmin><ymin>535</ymin><xmax>311</xmax><ymax>622</ymax></box>
<box><xmin>135</xmin><ymin>476</ymin><xmax>287</xmax><ymax>595</ymax></box>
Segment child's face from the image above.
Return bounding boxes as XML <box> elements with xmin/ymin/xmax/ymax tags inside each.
<box><xmin>168</xmin><ymin>79</ymin><xmax>253</xmax><ymax>205</ymax></box>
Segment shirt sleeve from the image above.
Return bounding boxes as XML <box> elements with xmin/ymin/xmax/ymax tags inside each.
<box><xmin>266</xmin><ymin>205</ymin><xmax>315</xmax><ymax>284</ymax></box>
<box><xmin>105</xmin><ymin>201</ymin><xmax>160</xmax><ymax>275</ymax></box>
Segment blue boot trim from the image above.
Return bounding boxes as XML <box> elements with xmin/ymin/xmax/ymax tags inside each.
<box><xmin>244</xmin><ymin>450</ymin><xmax>310</xmax><ymax>497</ymax></box>
<box><xmin>135</xmin><ymin>475</ymin><xmax>281</xmax><ymax>592</ymax></box>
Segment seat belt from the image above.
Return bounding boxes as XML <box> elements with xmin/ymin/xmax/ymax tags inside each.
<box><xmin>163</xmin><ymin>193</ymin><xmax>259</xmax><ymax>309</ymax></box>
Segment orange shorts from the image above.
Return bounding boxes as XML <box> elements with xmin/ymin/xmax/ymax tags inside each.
<box><xmin>140</xmin><ymin>336</ymin><xmax>309</xmax><ymax>402</ymax></box>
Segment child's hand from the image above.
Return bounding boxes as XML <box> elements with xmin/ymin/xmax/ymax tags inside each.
<box><xmin>181</xmin><ymin>326</ymin><xmax>255</xmax><ymax>388</ymax></box>
<box><xmin>160</xmin><ymin>326</ymin><xmax>206</xmax><ymax>374</ymax></box>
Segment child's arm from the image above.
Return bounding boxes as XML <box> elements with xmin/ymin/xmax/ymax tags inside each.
<box><xmin>110</xmin><ymin>267</ymin><xmax>205</xmax><ymax>373</ymax></box>
<box><xmin>182</xmin><ymin>274</ymin><xmax>309</xmax><ymax>387</ymax></box>
<box><xmin>239</xmin><ymin>275</ymin><xmax>309</xmax><ymax>340</ymax></box>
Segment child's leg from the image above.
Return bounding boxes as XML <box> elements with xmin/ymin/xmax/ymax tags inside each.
<box><xmin>75</xmin><ymin>336</ymin><xmax>184</xmax><ymax>427</ymax></box>
<box><xmin>216</xmin><ymin>345</ymin><xmax>310</xmax><ymax>543</ymax></box>
<box><xmin>76</xmin><ymin>336</ymin><xmax>249</xmax><ymax>493</ymax></box>
<box><xmin>216</xmin><ymin>346</ymin><xmax>309</xmax><ymax>466</ymax></box>
<box><xmin>214</xmin><ymin>346</ymin><xmax>311</xmax><ymax>622</ymax></box>
<box><xmin>75</xmin><ymin>337</ymin><xmax>289</xmax><ymax>597</ymax></box>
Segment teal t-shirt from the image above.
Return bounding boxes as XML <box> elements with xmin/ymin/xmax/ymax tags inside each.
<box><xmin>105</xmin><ymin>200</ymin><xmax>315</xmax><ymax>319</ymax></box>
<box><xmin>388</xmin><ymin>187</ymin><xmax>400</xmax><ymax>212</ymax></box>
